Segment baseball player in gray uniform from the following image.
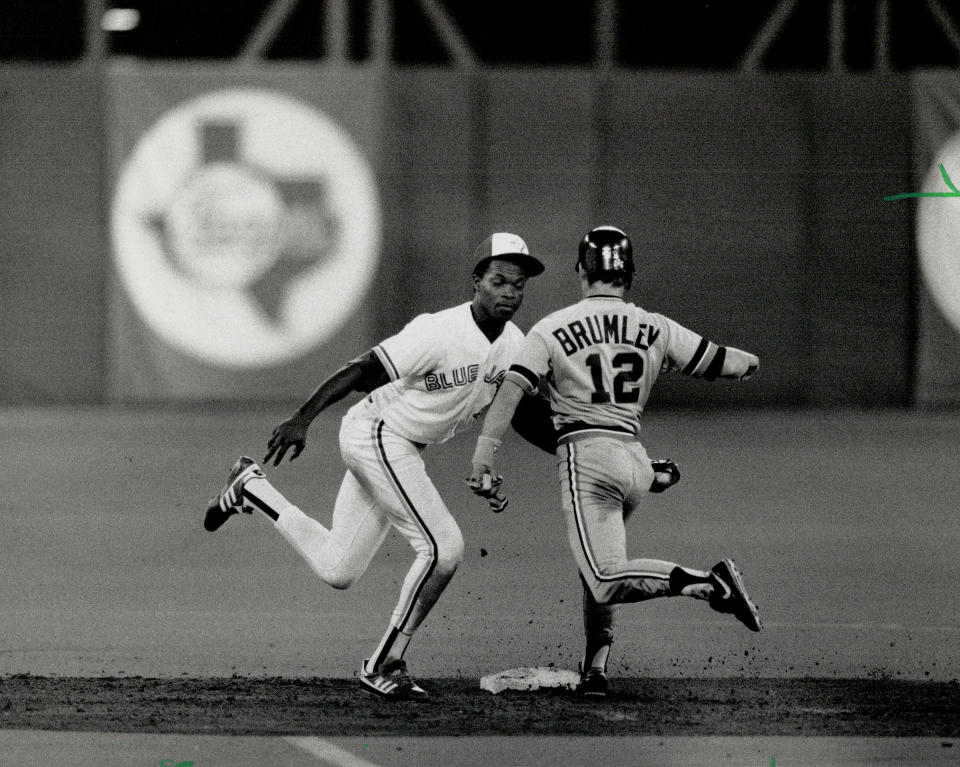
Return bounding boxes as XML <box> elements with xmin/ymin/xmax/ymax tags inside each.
<box><xmin>204</xmin><ymin>233</ymin><xmax>544</xmax><ymax>700</ymax></box>
<box><xmin>468</xmin><ymin>226</ymin><xmax>762</xmax><ymax>698</ymax></box>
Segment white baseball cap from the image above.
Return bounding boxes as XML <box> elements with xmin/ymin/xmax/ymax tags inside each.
<box><xmin>473</xmin><ymin>232</ymin><xmax>545</xmax><ymax>277</ymax></box>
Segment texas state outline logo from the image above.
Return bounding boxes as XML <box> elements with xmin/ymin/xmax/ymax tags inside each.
<box><xmin>918</xmin><ymin>132</ymin><xmax>960</xmax><ymax>336</ymax></box>
<box><xmin>111</xmin><ymin>88</ymin><xmax>381</xmax><ymax>368</ymax></box>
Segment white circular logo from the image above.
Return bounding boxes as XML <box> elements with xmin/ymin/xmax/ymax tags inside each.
<box><xmin>111</xmin><ymin>88</ymin><xmax>381</xmax><ymax>368</ymax></box>
<box><xmin>918</xmin><ymin>134</ymin><xmax>960</xmax><ymax>335</ymax></box>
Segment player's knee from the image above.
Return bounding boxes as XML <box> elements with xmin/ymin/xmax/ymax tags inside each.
<box><xmin>435</xmin><ymin>531</ymin><xmax>464</xmax><ymax>576</ymax></box>
<box><xmin>435</xmin><ymin>544</ymin><xmax>464</xmax><ymax>576</ymax></box>
<box><xmin>584</xmin><ymin>577</ymin><xmax>616</xmax><ymax>605</ymax></box>
<box><xmin>327</xmin><ymin>575</ymin><xmax>354</xmax><ymax>590</ymax></box>
<box><xmin>321</xmin><ymin>566</ymin><xmax>360</xmax><ymax>590</ymax></box>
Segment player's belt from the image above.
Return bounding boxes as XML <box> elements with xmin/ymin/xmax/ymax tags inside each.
<box><xmin>556</xmin><ymin>423</ymin><xmax>637</xmax><ymax>445</ymax></box>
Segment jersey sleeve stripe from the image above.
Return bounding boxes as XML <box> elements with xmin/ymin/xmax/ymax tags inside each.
<box><xmin>701</xmin><ymin>346</ymin><xmax>727</xmax><ymax>381</ymax></box>
<box><xmin>681</xmin><ymin>338</ymin><xmax>710</xmax><ymax>376</ymax></box>
<box><xmin>372</xmin><ymin>345</ymin><xmax>400</xmax><ymax>381</ymax></box>
<box><xmin>507</xmin><ymin>364</ymin><xmax>539</xmax><ymax>393</ymax></box>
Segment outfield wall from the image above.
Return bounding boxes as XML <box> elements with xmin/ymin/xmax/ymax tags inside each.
<box><xmin>0</xmin><ymin>65</ymin><xmax>920</xmax><ymax>406</ymax></box>
<box><xmin>0</xmin><ymin>66</ymin><xmax>107</xmax><ymax>403</ymax></box>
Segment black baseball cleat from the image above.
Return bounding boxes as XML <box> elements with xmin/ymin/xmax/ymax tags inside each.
<box><xmin>576</xmin><ymin>666</ymin><xmax>608</xmax><ymax>699</ymax></box>
<box><xmin>358</xmin><ymin>658</ymin><xmax>429</xmax><ymax>700</ymax></box>
<box><xmin>203</xmin><ymin>456</ymin><xmax>264</xmax><ymax>532</ymax></box>
<box><xmin>708</xmin><ymin>558</ymin><xmax>763</xmax><ymax>632</ymax></box>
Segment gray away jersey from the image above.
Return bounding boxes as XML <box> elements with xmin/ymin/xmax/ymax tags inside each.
<box><xmin>505</xmin><ymin>295</ymin><xmax>726</xmax><ymax>438</ymax></box>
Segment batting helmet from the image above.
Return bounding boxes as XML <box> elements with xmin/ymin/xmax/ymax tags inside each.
<box><xmin>576</xmin><ymin>226</ymin><xmax>634</xmax><ymax>287</ymax></box>
<box><xmin>473</xmin><ymin>232</ymin><xmax>545</xmax><ymax>278</ymax></box>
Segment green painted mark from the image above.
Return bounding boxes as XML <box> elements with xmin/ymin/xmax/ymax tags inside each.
<box><xmin>885</xmin><ymin>164</ymin><xmax>960</xmax><ymax>200</ymax></box>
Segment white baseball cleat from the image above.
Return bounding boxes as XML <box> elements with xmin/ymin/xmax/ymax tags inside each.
<box><xmin>358</xmin><ymin>658</ymin><xmax>429</xmax><ymax>700</ymax></box>
<box><xmin>203</xmin><ymin>456</ymin><xmax>264</xmax><ymax>532</ymax></box>
<box><xmin>708</xmin><ymin>558</ymin><xmax>763</xmax><ymax>632</ymax></box>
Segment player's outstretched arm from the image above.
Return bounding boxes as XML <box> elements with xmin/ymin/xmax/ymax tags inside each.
<box><xmin>467</xmin><ymin>379</ymin><xmax>526</xmax><ymax>511</ymax></box>
<box><xmin>669</xmin><ymin>318</ymin><xmax>760</xmax><ymax>383</ymax></box>
<box><xmin>264</xmin><ymin>351</ymin><xmax>390</xmax><ymax>466</ymax></box>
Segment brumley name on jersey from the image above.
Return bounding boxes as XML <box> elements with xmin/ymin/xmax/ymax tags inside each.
<box><xmin>552</xmin><ymin>312</ymin><xmax>661</xmax><ymax>357</ymax></box>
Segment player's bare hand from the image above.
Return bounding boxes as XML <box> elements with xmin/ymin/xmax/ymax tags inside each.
<box><xmin>484</xmin><ymin>491</ymin><xmax>509</xmax><ymax>513</ymax></box>
<box><xmin>466</xmin><ymin>464</ymin><xmax>500</xmax><ymax>493</ymax></box>
<box><xmin>466</xmin><ymin>466</ymin><xmax>509</xmax><ymax>513</ymax></box>
<box><xmin>741</xmin><ymin>354</ymin><xmax>760</xmax><ymax>381</ymax></box>
<box><xmin>264</xmin><ymin>414</ymin><xmax>310</xmax><ymax>466</ymax></box>
<box><xmin>719</xmin><ymin>350</ymin><xmax>760</xmax><ymax>381</ymax></box>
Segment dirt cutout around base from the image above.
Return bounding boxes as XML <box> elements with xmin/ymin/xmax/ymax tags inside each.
<box><xmin>0</xmin><ymin>676</ymin><xmax>957</xmax><ymax>737</ymax></box>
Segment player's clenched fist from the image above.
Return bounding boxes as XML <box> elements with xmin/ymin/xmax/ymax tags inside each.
<box><xmin>741</xmin><ymin>354</ymin><xmax>760</xmax><ymax>381</ymax></box>
<box><xmin>484</xmin><ymin>491</ymin><xmax>509</xmax><ymax>513</ymax></box>
<box><xmin>467</xmin><ymin>435</ymin><xmax>509</xmax><ymax>512</ymax></box>
<box><xmin>466</xmin><ymin>468</ymin><xmax>509</xmax><ymax>513</ymax></box>
<box><xmin>264</xmin><ymin>413</ymin><xmax>310</xmax><ymax>466</ymax></box>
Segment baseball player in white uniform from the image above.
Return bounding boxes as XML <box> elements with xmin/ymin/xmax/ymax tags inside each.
<box><xmin>204</xmin><ymin>233</ymin><xmax>544</xmax><ymax>699</ymax></box>
<box><xmin>468</xmin><ymin>226</ymin><xmax>762</xmax><ymax>698</ymax></box>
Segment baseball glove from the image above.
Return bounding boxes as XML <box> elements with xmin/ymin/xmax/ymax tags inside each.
<box><xmin>649</xmin><ymin>459</ymin><xmax>680</xmax><ymax>493</ymax></box>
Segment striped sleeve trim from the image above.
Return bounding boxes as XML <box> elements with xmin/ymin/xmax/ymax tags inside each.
<box><xmin>682</xmin><ymin>339</ymin><xmax>725</xmax><ymax>379</ymax></box>
<box><xmin>702</xmin><ymin>346</ymin><xmax>727</xmax><ymax>381</ymax></box>
<box><xmin>506</xmin><ymin>365</ymin><xmax>539</xmax><ymax>394</ymax></box>
<box><xmin>681</xmin><ymin>338</ymin><xmax>710</xmax><ymax>376</ymax></box>
<box><xmin>372</xmin><ymin>345</ymin><xmax>400</xmax><ymax>381</ymax></box>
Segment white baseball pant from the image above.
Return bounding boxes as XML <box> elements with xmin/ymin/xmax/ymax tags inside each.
<box><xmin>243</xmin><ymin>410</ymin><xmax>464</xmax><ymax>639</ymax></box>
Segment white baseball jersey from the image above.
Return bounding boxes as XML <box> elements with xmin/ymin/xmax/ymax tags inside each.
<box><xmin>506</xmin><ymin>295</ymin><xmax>725</xmax><ymax>441</ymax></box>
<box><xmin>352</xmin><ymin>302</ymin><xmax>523</xmax><ymax>445</ymax></box>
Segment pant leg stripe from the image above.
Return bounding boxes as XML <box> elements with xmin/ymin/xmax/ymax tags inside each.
<box><xmin>369</xmin><ymin>625</ymin><xmax>400</xmax><ymax>673</ymax></box>
<box><xmin>241</xmin><ymin>486</ymin><xmax>279</xmax><ymax>521</ymax></box>
<box><xmin>566</xmin><ymin>442</ymin><xmax>602</xmax><ymax>579</ymax></box>
<box><xmin>567</xmin><ymin>442</ymin><xmax>670</xmax><ymax>584</ymax></box>
<box><xmin>374</xmin><ymin>419</ymin><xmax>438</xmax><ymax>634</ymax></box>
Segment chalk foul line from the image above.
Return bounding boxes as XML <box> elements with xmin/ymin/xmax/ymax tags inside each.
<box><xmin>285</xmin><ymin>736</ymin><xmax>382</xmax><ymax>767</ymax></box>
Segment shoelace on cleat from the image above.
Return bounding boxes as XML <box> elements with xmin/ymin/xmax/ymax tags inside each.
<box><xmin>385</xmin><ymin>662</ymin><xmax>418</xmax><ymax>689</ymax></box>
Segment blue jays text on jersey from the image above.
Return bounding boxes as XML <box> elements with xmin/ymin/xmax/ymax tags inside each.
<box><xmin>424</xmin><ymin>365</ymin><xmax>507</xmax><ymax>391</ymax></box>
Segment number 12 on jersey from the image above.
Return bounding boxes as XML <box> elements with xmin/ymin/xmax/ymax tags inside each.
<box><xmin>586</xmin><ymin>352</ymin><xmax>643</xmax><ymax>404</ymax></box>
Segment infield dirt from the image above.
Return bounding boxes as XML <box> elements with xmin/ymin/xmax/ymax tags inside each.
<box><xmin>0</xmin><ymin>675</ymin><xmax>957</xmax><ymax>737</ymax></box>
